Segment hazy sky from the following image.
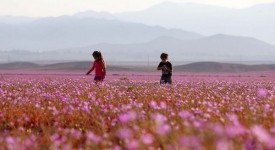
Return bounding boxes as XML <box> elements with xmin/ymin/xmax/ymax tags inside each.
<box><xmin>0</xmin><ymin>0</ymin><xmax>274</xmax><ymax>17</ymax></box>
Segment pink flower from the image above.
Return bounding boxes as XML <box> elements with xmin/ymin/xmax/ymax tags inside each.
<box><xmin>264</xmin><ymin>104</ymin><xmax>271</xmax><ymax>112</ymax></box>
<box><xmin>87</xmin><ymin>132</ymin><xmax>102</xmax><ymax>143</ymax></box>
<box><xmin>227</xmin><ymin>114</ymin><xmax>239</xmax><ymax>125</ymax></box>
<box><xmin>155</xmin><ymin>124</ymin><xmax>171</xmax><ymax>135</ymax></box>
<box><xmin>251</xmin><ymin>125</ymin><xmax>271</xmax><ymax>143</ymax></box>
<box><xmin>257</xmin><ymin>89</ymin><xmax>268</xmax><ymax>97</ymax></box>
<box><xmin>113</xmin><ymin>145</ymin><xmax>122</xmax><ymax>150</ymax></box>
<box><xmin>117</xmin><ymin>128</ymin><xmax>133</xmax><ymax>139</ymax></box>
<box><xmin>179</xmin><ymin>136</ymin><xmax>202</xmax><ymax>149</ymax></box>
<box><xmin>50</xmin><ymin>133</ymin><xmax>60</xmax><ymax>141</ymax></box>
<box><xmin>150</xmin><ymin>101</ymin><xmax>158</xmax><ymax>108</ymax></box>
<box><xmin>178</xmin><ymin>111</ymin><xmax>192</xmax><ymax>119</ymax></box>
<box><xmin>152</xmin><ymin>113</ymin><xmax>167</xmax><ymax>126</ymax></box>
<box><xmin>6</xmin><ymin>136</ymin><xmax>16</xmax><ymax>144</ymax></box>
<box><xmin>160</xmin><ymin>101</ymin><xmax>167</xmax><ymax>109</ymax></box>
<box><xmin>0</xmin><ymin>113</ymin><xmax>4</xmax><ymax>118</ymax></box>
<box><xmin>245</xmin><ymin>139</ymin><xmax>256</xmax><ymax>150</ymax></box>
<box><xmin>141</xmin><ymin>133</ymin><xmax>154</xmax><ymax>145</ymax></box>
<box><xmin>216</xmin><ymin>139</ymin><xmax>231</xmax><ymax>150</ymax></box>
<box><xmin>126</xmin><ymin>139</ymin><xmax>139</xmax><ymax>149</ymax></box>
<box><xmin>73</xmin><ymin>130</ymin><xmax>82</xmax><ymax>140</ymax></box>
<box><xmin>118</xmin><ymin>111</ymin><xmax>137</xmax><ymax>123</ymax></box>
<box><xmin>25</xmin><ymin>140</ymin><xmax>34</xmax><ymax>147</ymax></box>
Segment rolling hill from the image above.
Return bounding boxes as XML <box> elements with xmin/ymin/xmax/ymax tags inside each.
<box><xmin>0</xmin><ymin>62</ymin><xmax>132</xmax><ymax>72</ymax></box>
<box><xmin>174</xmin><ymin>62</ymin><xmax>275</xmax><ymax>72</ymax></box>
<box><xmin>1</xmin><ymin>61</ymin><xmax>275</xmax><ymax>73</ymax></box>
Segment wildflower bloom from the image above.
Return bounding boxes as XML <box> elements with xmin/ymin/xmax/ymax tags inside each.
<box><xmin>251</xmin><ymin>125</ymin><xmax>271</xmax><ymax>144</ymax></box>
<box><xmin>116</xmin><ymin>128</ymin><xmax>133</xmax><ymax>139</ymax></box>
<box><xmin>152</xmin><ymin>113</ymin><xmax>167</xmax><ymax>126</ymax></box>
<box><xmin>257</xmin><ymin>89</ymin><xmax>268</xmax><ymax>97</ymax></box>
<box><xmin>0</xmin><ymin>75</ymin><xmax>274</xmax><ymax>149</ymax></box>
<box><xmin>87</xmin><ymin>132</ymin><xmax>102</xmax><ymax>143</ymax></box>
<box><xmin>118</xmin><ymin>111</ymin><xmax>137</xmax><ymax>123</ymax></box>
<box><xmin>141</xmin><ymin>133</ymin><xmax>154</xmax><ymax>145</ymax></box>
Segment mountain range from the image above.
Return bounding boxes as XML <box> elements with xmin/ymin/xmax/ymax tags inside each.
<box><xmin>1</xmin><ymin>61</ymin><xmax>275</xmax><ymax>73</ymax></box>
<box><xmin>0</xmin><ymin>2</ymin><xmax>275</xmax><ymax>62</ymax></box>
<box><xmin>0</xmin><ymin>16</ymin><xmax>202</xmax><ymax>51</ymax></box>
<box><xmin>49</xmin><ymin>34</ymin><xmax>275</xmax><ymax>62</ymax></box>
<box><xmin>1</xmin><ymin>34</ymin><xmax>275</xmax><ymax>62</ymax></box>
<box><xmin>117</xmin><ymin>2</ymin><xmax>275</xmax><ymax>45</ymax></box>
<box><xmin>72</xmin><ymin>2</ymin><xmax>275</xmax><ymax>45</ymax></box>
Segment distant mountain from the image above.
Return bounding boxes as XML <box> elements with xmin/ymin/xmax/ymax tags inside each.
<box><xmin>0</xmin><ymin>62</ymin><xmax>40</xmax><ymax>70</ymax></box>
<box><xmin>188</xmin><ymin>34</ymin><xmax>275</xmax><ymax>56</ymax></box>
<box><xmin>117</xmin><ymin>2</ymin><xmax>275</xmax><ymax>44</ymax></box>
<box><xmin>1</xmin><ymin>34</ymin><xmax>274</xmax><ymax>62</ymax></box>
<box><xmin>40</xmin><ymin>62</ymin><xmax>133</xmax><ymax>71</ymax></box>
<box><xmin>62</xmin><ymin>34</ymin><xmax>275</xmax><ymax>62</ymax></box>
<box><xmin>0</xmin><ymin>16</ymin><xmax>34</xmax><ymax>24</ymax></box>
<box><xmin>40</xmin><ymin>61</ymin><xmax>91</xmax><ymax>71</ymax></box>
<box><xmin>0</xmin><ymin>16</ymin><xmax>202</xmax><ymax>51</ymax></box>
<box><xmin>1</xmin><ymin>61</ymin><xmax>275</xmax><ymax>72</ymax></box>
<box><xmin>174</xmin><ymin>62</ymin><xmax>275</xmax><ymax>72</ymax></box>
<box><xmin>0</xmin><ymin>61</ymin><xmax>139</xmax><ymax>71</ymax></box>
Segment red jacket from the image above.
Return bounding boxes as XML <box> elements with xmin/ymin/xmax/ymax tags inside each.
<box><xmin>87</xmin><ymin>60</ymin><xmax>106</xmax><ymax>77</ymax></box>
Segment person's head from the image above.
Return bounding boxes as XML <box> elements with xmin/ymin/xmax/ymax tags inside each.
<box><xmin>160</xmin><ymin>53</ymin><xmax>168</xmax><ymax>62</ymax></box>
<box><xmin>92</xmin><ymin>51</ymin><xmax>103</xmax><ymax>60</ymax></box>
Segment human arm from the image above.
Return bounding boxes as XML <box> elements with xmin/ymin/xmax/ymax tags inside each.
<box><xmin>157</xmin><ymin>66</ymin><xmax>164</xmax><ymax>70</ymax></box>
<box><xmin>161</xmin><ymin>62</ymin><xmax>172</xmax><ymax>72</ymax></box>
<box><xmin>102</xmin><ymin>63</ymin><xmax>106</xmax><ymax>78</ymax></box>
<box><xmin>163</xmin><ymin>66</ymin><xmax>172</xmax><ymax>72</ymax></box>
<box><xmin>86</xmin><ymin>63</ymin><xmax>95</xmax><ymax>75</ymax></box>
<box><xmin>157</xmin><ymin>62</ymin><xmax>163</xmax><ymax>70</ymax></box>
<box><xmin>165</xmin><ymin>62</ymin><xmax>173</xmax><ymax>73</ymax></box>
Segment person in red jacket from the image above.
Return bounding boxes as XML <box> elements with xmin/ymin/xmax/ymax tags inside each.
<box><xmin>86</xmin><ymin>51</ymin><xmax>106</xmax><ymax>82</ymax></box>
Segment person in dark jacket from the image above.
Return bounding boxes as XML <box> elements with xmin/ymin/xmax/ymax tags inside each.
<box><xmin>157</xmin><ymin>53</ymin><xmax>172</xmax><ymax>84</ymax></box>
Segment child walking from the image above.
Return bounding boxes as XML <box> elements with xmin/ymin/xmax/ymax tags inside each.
<box><xmin>86</xmin><ymin>51</ymin><xmax>106</xmax><ymax>82</ymax></box>
<box><xmin>157</xmin><ymin>53</ymin><xmax>172</xmax><ymax>84</ymax></box>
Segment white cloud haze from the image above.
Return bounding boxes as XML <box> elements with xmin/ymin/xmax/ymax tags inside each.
<box><xmin>0</xmin><ymin>0</ymin><xmax>274</xmax><ymax>17</ymax></box>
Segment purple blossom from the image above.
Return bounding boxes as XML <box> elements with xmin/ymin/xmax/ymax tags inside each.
<box><xmin>118</xmin><ymin>111</ymin><xmax>137</xmax><ymax>123</ymax></box>
<box><xmin>160</xmin><ymin>101</ymin><xmax>167</xmax><ymax>109</ymax></box>
<box><xmin>244</xmin><ymin>139</ymin><xmax>256</xmax><ymax>150</ymax></box>
<box><xmin>155</xmin><ymin>124</ymin><xmax>171</xmax><ymax>135</ymax></box>
<box><xmin>87</xmin><ymin>132</ymin><xmax>102</xmax><ymax>143</ymax></box>
<box><xmin>251</xmin><ymin>125</ymin><xmax>271</xmax><ymax>143</ymax></box>
<box><xmin>6</xmin><ymin>136</ymin><xmax>16</xmax><ymax>144</ymax></box>
<box><xmin>141</xmin><ymin>133</ymin><xmax>154</xmax><ymax>145</ymax></box>
<box><xmin>117</xmin><ymin>128</ymin><xmax>133</xmax><ymax>139</ymax></box>
<box><xmin>257</xmin><ymin>89</ymin><xmax>268</xmax><ymax>97</ymax></box>
<box><xmin>126</xmin><ymin>139</ymin><xmax>139</xmax><ymax>149</ymax></box>
<box><xmin>150</xmin><ymin>101</ymin><xmax>158</xmax><ymax>108</ymax></box>
<box><xmin>178</xmin><ymin>110</ymin><xmax>192</xmax><ymax>119</ymax></box>
<box><xmin>152</xmin><ymin>113</ymin><xmax>167</xmax><ymax>125</ymax></box>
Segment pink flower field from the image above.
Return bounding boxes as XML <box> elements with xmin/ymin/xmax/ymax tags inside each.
<box><xmin>0</xmin><ymin>73</ymin><xmax>274</xmax><ymax>149</ymax></box>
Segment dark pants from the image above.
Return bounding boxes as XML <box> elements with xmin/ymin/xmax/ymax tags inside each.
<box><xmin>160</xmin><ymin>76</ymin><xmax>172</xmax><ymax>84</ymax></box>
<box><xmin>94</xmin><ymin>76</ymin><xmax>105</xmax><ymax>82</ymax></box>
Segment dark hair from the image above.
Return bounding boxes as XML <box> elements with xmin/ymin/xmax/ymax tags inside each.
<box><xmin>160</xmin><ymin>53</ymin><xmax>168</xmax><ymax>59</ymax></box>
<box><xmin>92</xmin><ymin>51</ymin><xmax>103</xmax><ymax>60</ymax></box>
<box><xmin>92</xmin><ymin>51</ymin><xmax>106</xmax><ymax>68</ymax></box>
